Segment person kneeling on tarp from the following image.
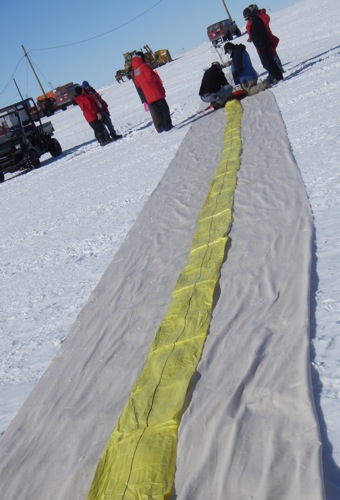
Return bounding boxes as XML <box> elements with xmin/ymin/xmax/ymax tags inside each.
<box><xmin>224</xmin><ymin>42</ymin><xmax>270</xmax><ymax>95</ymax></box>
<box><xmin>199</xmin><ymin>62</ymin><xmax>233</xmax><ymax>110</ymax></box>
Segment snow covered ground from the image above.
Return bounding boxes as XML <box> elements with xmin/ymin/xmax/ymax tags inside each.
<box><xmin>0</xmin><ymin>0</ymin><xmax>339</xmax><ymax>496</ymax></box>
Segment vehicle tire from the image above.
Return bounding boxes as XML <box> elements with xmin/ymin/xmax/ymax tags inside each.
<box><xmin>48</xmin><ymin>138</ymin><xmax>62</xmax><ymax>157</ymax></box>
<box><xmin>227</xmin><ymin>32</ymin><xmax>233</xmax><ymax>41</ymax></box>
<box><xmin>0</xmin><ymin>171</ymin><xmax>5</xmax><ymax>183</ymax></box>
<box><xmin>235</xmin><ymin>28</ymin><xmax>242</xmax><ymax>37</ymax></box>
<box><xmin>27</xmin><ymin>150</ymin><xmax>40</xmax><ymax>169</ymax></box>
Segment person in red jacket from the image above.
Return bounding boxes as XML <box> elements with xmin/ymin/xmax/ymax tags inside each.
<box><xmin>132</xmin><ymin>52</ymin><xmax>173</xmax><ymax>133</ymax></box>
<box><xmin>74</xmin><ymin>86</ymin><xmax>111</xmax><ymax>146</ymax></box>
<box><xmin>246</xmin><ymin>4</ymin><xmax>284</xmax><ymax>73</ymax></box>
<box><xmin>243</xmin><ymin>7</ymin><xmax>283</xmax><ymax>85</ymax></box>
<box><xmin>81</xmin><ymin>81</ymin><xmax>122</xmax><ymax>141</ymax></box>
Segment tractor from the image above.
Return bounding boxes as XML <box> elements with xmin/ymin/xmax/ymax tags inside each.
<box><xmin>115</xmin><ymin>45</ymin><xmax>172</xmax><ymax>83</ymax></box>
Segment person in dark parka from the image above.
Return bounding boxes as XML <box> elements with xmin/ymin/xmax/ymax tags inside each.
<box><xmin>247</xmin><ymin>4</ymin><xmax>284</xmax><ymax>73</ymax></box>
<box><xmin>198</xmin><ymin>62</ymin><xmax>233</xmax><ymax>109</ymax></box>
<box><xmin>224</xmin><ymin>42</ymin><xmax>269</xmax><ymax>95</ymax></box>
<box><xmin>243</xmin><ymin>7</ymin><xmax>283</xmax><ymax>84</ymax></box>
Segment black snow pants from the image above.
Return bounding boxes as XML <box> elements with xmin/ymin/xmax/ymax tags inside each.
<box><xmin>256</xmin><ymin>43</ymin><xmax>283</xmax><ymax>81</ymax></box>
<box><xmin>89</xmin><ymin>118</ymin><xmax>108</xmax><ymax>144</ymax></box>
<box><xmin>148</xmin><ymin>98</ymin><xmax>173</xmax><ymax>133</ymax></box>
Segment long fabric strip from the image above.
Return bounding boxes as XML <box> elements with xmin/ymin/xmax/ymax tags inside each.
<box><xmin>88</xmin><ymin>100</ymin><xmax>243</xmax><ymax>499</ymax></box>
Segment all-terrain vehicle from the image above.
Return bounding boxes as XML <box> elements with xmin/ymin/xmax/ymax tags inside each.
<box><xmin>0</xmin><ymin>98</ymin><xmax>62</xmax><ymax>183</ymax></box>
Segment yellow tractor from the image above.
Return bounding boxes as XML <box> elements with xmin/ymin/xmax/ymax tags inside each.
<box><xmin>115</xmin><ymin>45</ymin><xmax>172</xmax><ymax>83</ymax></box>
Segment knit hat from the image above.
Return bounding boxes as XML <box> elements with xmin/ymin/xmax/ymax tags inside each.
<box><xmin>243</xmin><ymin>7</ymin><xmax>252</xmax><ymax>19</ymax></box>
<box><xmin>135</xmin><ymin>51</ymin><xmax>145</xmax><ymax>61</ymax></box>
<box><xmin>74</xmin><ymin>85</ymin><xmax>83</xmax><ymax>96</ymax></box>
<box><xmin>224</xmin><ymin>42</ymin><xmax>234</xmax><ymax>54</ymax></box>
<box><xmin>82</xmin><ymin>81</ymin><xmax>90</xmax><ymax>89</ymax></box>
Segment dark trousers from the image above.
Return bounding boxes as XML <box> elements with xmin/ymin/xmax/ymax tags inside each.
<box><xmin>148</xmin><ymin>98</ymin><xmax>173</xmax><ymax>133</ymax></box>
<box><xmin>101</xmin><ymin>111</ymin><xmax>115</xmax><ymax>138</ymax></box>
<box><xmin>89</xmin><ymin>119</ymin><xmax>108</xmax><ymax>144</ymax></box>
<box><xmin>257</xmin><ymin>43</ymin><xmax>283</xmax><ymax>81</ymax></box>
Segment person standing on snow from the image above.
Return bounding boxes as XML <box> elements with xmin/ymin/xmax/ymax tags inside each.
<box><xmin>81</xmin><ymin>81</ymin><xmax>122</xmax><ymax>141</ymax></box>
<box><xmin>223</xmin><ymin>42</ymin><xmax>269</xmax><ymax>95</ymax></box>
<box><xmin>246</xmin><ymin>4</ymin><xmax>284</xmax><ymax>73</ymax></box>
<box><xmin>74</xmin><ymin>85</ymin><xmax>111</xmax><ymax>146</ymax></box>
<box><xmin>243</xmin><ymin>7</ymin><xmax>283</xmax><ymax>85</ymax></box>
<box><xmin>198</xmin><ymin>61</ymin><xmax>233</xmax><ymax>110</ymax></box>
<box><xmin>132</xmin><ymin>52</ymin><xmax>173</xmax><ymax>133</ymax></box>
<box><xmin>132</xmin><ymin>77</ymin><xmax>149</xmax><ymax>112</ymax></box>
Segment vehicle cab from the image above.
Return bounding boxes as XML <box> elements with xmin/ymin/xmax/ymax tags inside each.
<box><xmin>207</xmin><ymin>19</ymin><xmax>242</xmax><ymax>47</ymax></box>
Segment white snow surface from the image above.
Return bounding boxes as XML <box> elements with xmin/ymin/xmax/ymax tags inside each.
<box><xmin>0</xmin><ymin>0</ymin><xmax>339</xmax><ymax>496</ymax></box>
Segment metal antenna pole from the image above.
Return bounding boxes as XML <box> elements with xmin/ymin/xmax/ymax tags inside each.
<box><xmin>221</xmin><ymin>0</ymin><xmax>232</xmax><ymax>20</ymax></box>
<box><xmin>21</xmin><ymin>45</ymin><xmax>47</xmax><ymax>98</ymax></box>
<box><xmin>13</xmin><ymin>78</ymin><xmax>24</xmax><ymax>100</ymax></box>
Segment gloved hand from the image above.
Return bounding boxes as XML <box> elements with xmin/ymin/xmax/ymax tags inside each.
<box><xmin>97</xmin><ymin>113</ymin><xmax>102</xmax><ymax>120</ymax></box>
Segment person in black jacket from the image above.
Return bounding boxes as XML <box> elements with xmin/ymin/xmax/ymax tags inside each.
<box><xmin>243</xmin><ymin>7</ymin><xmax>283</xmax><ymax>84</ymax></box>
<box><xmin>199</xmin><ymin>62</ymin><xmax>233</xmax><ymax>109</ymax></box>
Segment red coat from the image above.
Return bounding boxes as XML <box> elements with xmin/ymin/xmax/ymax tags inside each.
<box><xmin>85</xmin><ymin>87</ymin><xmax>110</xmax><ymax>115</ymax></box>
<box><xmin>132</xmin><ymin>56</ymin><xmax>166</xmax><ymax>104</ymax></box>
<box><xmin>74</xmin><ymin>93</ymin><xmax>100</xmax><ymax>123</ymax></box>
<box><xmin>246</xmin><ymin>9</ymin><xmax>279</xmax><ymax>54</ymax></box>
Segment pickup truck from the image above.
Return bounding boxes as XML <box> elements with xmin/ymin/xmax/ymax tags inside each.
<box><xmin>207</xmin><ymin>19</ymin><xmax>242</xmax><ymax>47</ymax></box>
<box><xmin>55</xmin><ymin>82</ymin><xmax>77</xmax><ymax>111</ymax></box>
<box><xmin>36</xmin><ymin>91</ymin><xmax>58</xmax><ymax>117</ymax></box>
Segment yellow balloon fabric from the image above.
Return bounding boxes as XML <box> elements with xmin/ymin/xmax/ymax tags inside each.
<box><xmin>88</xmin><ymin>100</ymin><xmax>243</xmax><ymax>499</ymax></box>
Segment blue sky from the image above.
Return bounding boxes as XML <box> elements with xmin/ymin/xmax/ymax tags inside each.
<box><xmin>0</xmin><ymin>0</ymin><xmax>295</xmax><ymax>107</ymax></box>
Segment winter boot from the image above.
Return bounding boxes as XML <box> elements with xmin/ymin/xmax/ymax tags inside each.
<box><xmin>100</xmin><ymin>138</ymin><xmax>112</xmax><ymax>147</ymax></box>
